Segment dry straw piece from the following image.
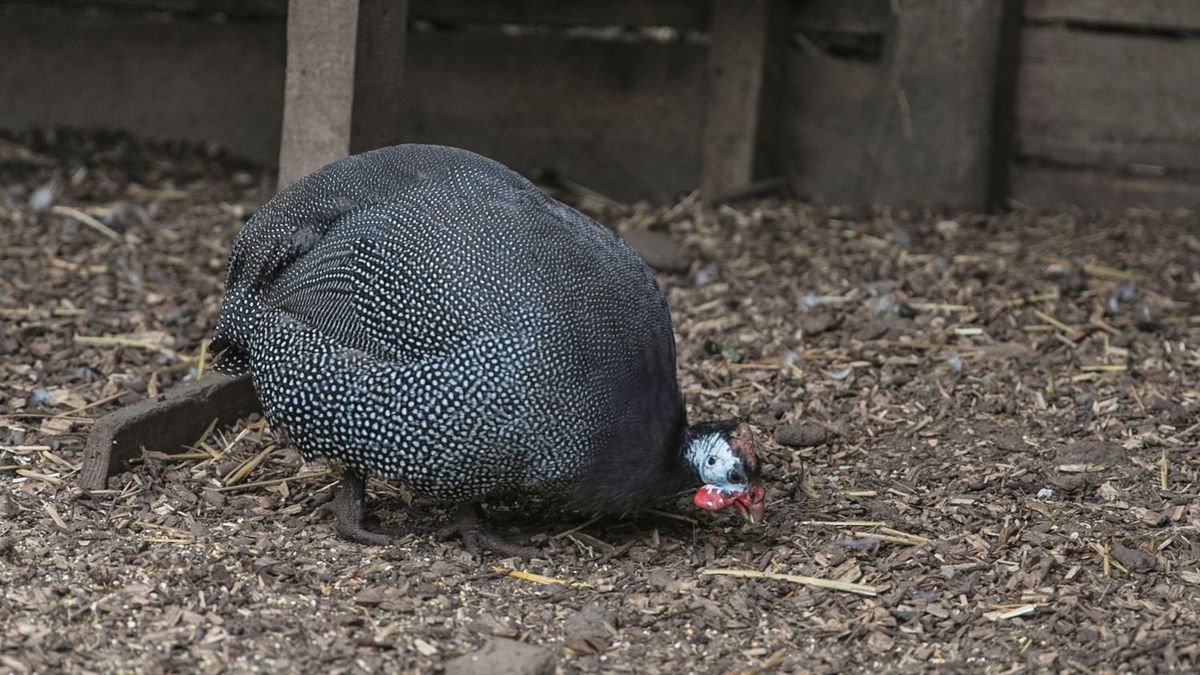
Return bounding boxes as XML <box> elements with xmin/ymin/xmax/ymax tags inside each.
<box><xmin>701</xmin><ymin>568</ymin><xmax>879</xmax><ymax>596</ymax></box>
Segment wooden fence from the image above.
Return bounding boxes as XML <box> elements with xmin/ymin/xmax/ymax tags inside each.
<box><xmin>2</xmin><ymin>0</ymin><xmax>1197</xmax><ymax>211</ymax></box>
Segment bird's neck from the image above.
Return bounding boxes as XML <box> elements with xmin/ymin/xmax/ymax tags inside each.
<box><xmin>569</xmin><ymin>413</ymin><xmax>697</xmax><ymax>515</ymax></box>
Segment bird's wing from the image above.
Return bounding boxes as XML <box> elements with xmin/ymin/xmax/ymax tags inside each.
<box><xmin>213</xmin><ymin>145</ymin><xmax>540</xmax><ymax>369</ymax></box>
<box><xmin>224</xmin><ymin>145</ymin><xmax>534</xmax><ymax>296</ymax></box>
<box><xmin>254</xmin><ymin>171</ymin><xmax>546</xmax><ymax>362</ymax></box>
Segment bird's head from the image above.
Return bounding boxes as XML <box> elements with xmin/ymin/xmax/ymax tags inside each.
<box><xmin>684</xmin><ymin>419</ymin><xmax>765</xmax><ymax>523</ymax></box>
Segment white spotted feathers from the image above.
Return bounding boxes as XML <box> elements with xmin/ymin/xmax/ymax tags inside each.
<box><xmin>212</xmin><ymin>145</ymin><xmax>687</xmax><ymax>508</ymax></box>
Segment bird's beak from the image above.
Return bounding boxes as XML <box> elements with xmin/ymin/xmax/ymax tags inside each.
<box><xmin>732</xmin><ymin>484</ymin><xmax>766</xmax><ymax>524</ymax></box>
<box><xmin>694</xmin><ymin>484</ymin><xmax>766</xmax><ymax>523</ymax></box>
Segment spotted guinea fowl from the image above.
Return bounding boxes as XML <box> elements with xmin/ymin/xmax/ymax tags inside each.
<box><xmin>211</xmin><ymin>144</ymin><xmax>765</xmax><ymax>548</ymax></box>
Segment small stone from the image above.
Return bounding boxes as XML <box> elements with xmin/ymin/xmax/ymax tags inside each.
<box><xmin>565</xmin><ymin>637</ymin><xmax>607</xmax><ymax>655</ymax></box>
<box><xmin>1047</xmin><ymin>472</ymin><xmax>1099</xmax><ymax>494</ymax></box>
<box><xmin>564</xmin><ymin>604</ymin><xmax>616</xmax><ymax>642</ymax></box>
<box><xmin>469</xmin><ymin>614</ymin><xmax>519</xmax><ymax>638</ymax></box>
<box><xmin>800</xmin><ymin>309</ymin><xmax>839</xmax><ymax>336</ymax></box>
<box><xmin>765</xmin><ymin>400</ymin><xmax>792</xmax><ymax>420</ymax></box>
<box><xmin>445</xmin><ymin>639</ymin><xmax>554</xmax><ymax>675</ymax></box>
<box><xmin>775</xmin><ymin>421</ymin><xmax>828</xmax><ymax>448</ymax></box>
<box><xmin>353</xmin><ymin>587</ymin><xmax>386</xmax><ymax>606</ymax></box>
<box><xmin>693</xmin><ymin>262</ymin><xmax>718</xmax><ymax>286</ymax></box>
<box><xmin>1110</xmin><ymin>544</ymin><xmax>1156</xmax><ymax>572</ymax></box>
<box><xmin>1151</xmin><ymin>397</ymin><xmax>1190</xmax><ymax>425</ymax></box>
<box><xmin>647</xmin><ymin>569</ymin><xmax>675</xmax><ymax>591</ymax></box>
<box><xmin>1054</xmin><ymin>440</ymin><xmax>1126</xmax><ymax>468</ymax></box>
<box><xmin>854</xmin><ymin>320</ymin><xmax>891</xmax><ymax>341</ymax></box>
<box><xmin>202</xmin><ymin>488</ymin><xmax>226</xmax><ymax>508</ymax></box>
<box><xmin>620</xmin><ymin>230</ymin><xmax>692</xmax><ymax>273</ymax></box>
<box><xmin>867</xmin><ymin>631</ymin><xmax>895</xmax><ymax>653</ymax></box>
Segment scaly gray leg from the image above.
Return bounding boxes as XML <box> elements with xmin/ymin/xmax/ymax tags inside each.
<box><xmin>332</xmin><ymin>467</ymin><xmax>395</xmax><ymax>546</ymax></box>
<box><xmin>332</xmin><ymin>470</ymin><xmax>540</xmax><ymax>558</ymax></box>
<box><xmin>436</xmin><ymin>503</ymin><xmax>542</xmax><ymax>560</ymax></box>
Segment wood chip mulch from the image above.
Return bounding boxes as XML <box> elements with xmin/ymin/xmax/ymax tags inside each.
<box><xmin>2</xmin><ymin>130</ymin><xmax>1198</xmax><ymax>673</ymax></box>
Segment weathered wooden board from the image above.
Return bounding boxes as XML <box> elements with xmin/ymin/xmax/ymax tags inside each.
<box><xmin>868</xmin><ymin>0</ymin><xmax>1011</xmax><ymax>209</ymax></box>
<box><xmin>786</xmin><ymin>0</ymin><xmax>1013</xmax><ymax>209</ymax></box>
<box><xmin>79</xmin><ymin>374</ymin><xmax>260</xmax><ymax>490</ymax></box>
<box><xmin>751</xmin><ymin>0</ymin><xmax>793</xmax><ymax>183</ymax></box>
<box><xmin>791</xmin><ymin>0</ymin><xmax>889</xmax><ymax>35</ymax></box>
<box><xmin>1025</xmin><ymin>0</ymin><xmax>1200</xmax><ymax>32</ymax></box>
<box><xmin>784</xmin><ymin>49</ymin><xmax>883</xmax><ymax>204</ymax></box>
<box><xmin>0</xmin><ymin>5</ymin><xmax>285</xmax><ymax>164</ymax></box>
<box><xmin>397</xmin><ymin>30</ymin><xmax>707</xmax><ymax>202</ymax></box>
<box><xmin>349</xmin><ymin>0</ymin><xmax>408</xmax><ymax>154</ymax></box>
<box><xmin>701</xmin><ymin>0</ymin><xmax>768</xmax><ymax>199</ymax></box>
<box><xmin>278</xmin><ymin>0</ymin><xmax>358</xmax><ymax>187</ymax></box>
<box><xmin>408</xmin><ymin>0</ymin><xmax>709</xmax><ymax>29</ymax></box>
<box><xmin>41</xmin><ymin>0</ymin><xmax>710</xmax><ymax>27</ymax></box>
<box><xmin>278</xmin><ymin>0</ymin><xmax>408</xmax><ymax>188</ymax></box>
<box><xmin>1011</xmin><ymin>164</ymin><xmax>1200</xmax><ymax>212</ymax></box>
<box><xmin>38</xmin><ymin>0</ymin><xmax>287</xmax><ymax>16</ymax></box>
<box><xmin>1016</xmin><ymin>25</ymin><xmax>1200</xmax><ymax>174</ymax></box>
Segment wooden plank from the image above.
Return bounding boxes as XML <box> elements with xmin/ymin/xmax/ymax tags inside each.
<box><xmin>1016</xmin><ymin>26</ymin><xmax>1200</xmax><ymax>173</ymax></box>
<box><xmin>29</xmin><ymin>0</ymin><xmax>711</xmax><ymax>26</ymax></box>
<box><xmin>79</xmin><ymin>374</ymin><xmax>260</xmax><ymax>490</ymax></box>
<box><xmin>777</xmin><ymin>0</ymin><xmax>889</xmax><ymax>201</ymax></box>
<box><xmin>278</xmin><ymin>0</ymin><xmax>358</xmax><ymax>187</ymax></box>
<box><xmin>787</xmin><ymin>0</ymin><xmax>1013</xmax><ymax>208</ymax></box>
<box><xmin>752</xmin><ymin>0</ymin><xmax>792</xmax><ymax>183</ymax></box>
<box><xmin>396</xmin><ymin>31</ymin><xmax>707</xmax><ymax>202</ymax></box>
<box><xmin>278</xmin><ymin>0</ymin><xmax>407</xmax><ymax>187</ymax></box>
<box><xmin>0</xmin><ymin>5</ymin><xmax>284</xmax><ymax>164</ymax></box>
<box><xmin>349</xmin><ymin>0</ymin><xmax>408</xmax><ymax>154</ymax></box>
<box><xmin>868</xmin><ymin>0</ymin><xmax>1011</xmax><ymax>209</ymax></box>
<box><xmin>986</xmin><ymin>0</ymin><xmax>1024</xmax><ymax>210</ymax></box>
<box><xmin>31</xmin><ymin>0</ymin><xmax>287</xmax><ymax>16</ymax></box>
<box><xmin>783</xmin><ymin>50</ymin><xmax>883</xmax><ymax>204</ymax></box>
<box><xmin>701</xmin><ymin>0</ymin><xmax>769</xmax><ymax>199</ymax></box>
<box><xmin>1025</xmin><ymin>0</ymin><xmax>1200</xmax><ymax>32</ymax></box>
<box><xmin>1010</xmin><ymin>164</ymin><xmax>1200</xmax><ymax>212</ymax></box>
<box><xmin>408</xmin><ymin>0</ymin><xmax>709</xmax><ymax>29</ymax></box>
<box><xmin>791</xmin><ymin>0</ymin><xmax>890</xmax><ymax>35</ymax></box>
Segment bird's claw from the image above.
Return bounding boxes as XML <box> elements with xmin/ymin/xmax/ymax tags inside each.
<box><xmin>437</xmin><ymin>504</ymin><xmax>542</xmax><ymax>560</ymax></box>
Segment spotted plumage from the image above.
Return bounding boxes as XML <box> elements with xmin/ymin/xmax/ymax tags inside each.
<box><xmin>213</xmin><ymin>144</ymin><xmax>764</xmax><ymax>529</ymax></box>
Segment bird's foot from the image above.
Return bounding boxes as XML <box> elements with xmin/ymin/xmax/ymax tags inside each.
<box><xmin>437</xmin><ymin>504</ymin><xmax>542</xmax><ymax>560</ymax></box>
<box><xmin>327</xmin><ymin>470</ymin><xmax>540</xmax><ymax>558</ymax></box>
<box><xmin>330</xmin><ymin>468</ymin><xmax>407</xmax><ymax>546</ymax></box>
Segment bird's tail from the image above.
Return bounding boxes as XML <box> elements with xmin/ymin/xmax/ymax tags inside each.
<box><xmin>210</xmin><ymin>281</ymin><xmax>266</xmax><ymax>376</ymax></box>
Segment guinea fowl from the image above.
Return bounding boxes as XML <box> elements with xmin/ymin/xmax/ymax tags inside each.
<box><xmin>212</xmin><ymin>144</ymin><xmax>765</xmax><ymax>550</ymax></box>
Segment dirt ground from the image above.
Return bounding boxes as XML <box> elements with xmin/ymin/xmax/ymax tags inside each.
<box><xmin>2</xmin><ymin>131</ymin><xmax>1199</xmax><ymax>674</ymax></box>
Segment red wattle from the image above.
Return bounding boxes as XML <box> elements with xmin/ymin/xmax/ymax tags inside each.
<box><xmin>693</xmin><ymin>485</ymin><xmax>736</xmax><ymax>511</ymax></box>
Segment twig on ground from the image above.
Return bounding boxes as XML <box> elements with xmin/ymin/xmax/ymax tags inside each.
<box><xmin>701</xmin><ymin>568</ymin><xmax>878</xmax><ymax>596</ymax></box>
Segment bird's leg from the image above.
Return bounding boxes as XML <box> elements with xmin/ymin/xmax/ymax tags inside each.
<box><xmin>332</xmin><ymin>467</ymin><xmax>396</xmax><ymax>546</ymax></box>
<box><xmin>436</xmin><ymin>503</ymin><xmax>542</xmax><ymax>560</ymax></box>
<box><xmin>329</xmin><ymin>471</ymin><xmax>539</xmax><ymax>557</ymax></box>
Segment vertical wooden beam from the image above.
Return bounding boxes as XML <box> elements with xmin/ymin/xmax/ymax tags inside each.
<box><xmin>986</xmin><ymin>0</ymin><xmax>1024</xmax><ymax>211</ymax></box>
<box><xmin>350</xmin><ymin>0</ymin><xmax>409</xmax><ymax>154</ymax></box>
<box><xmin>867</xmin><ymin>0</ymin><xmax>1011</xmax><ymax>209</ymax></box>
<box><xmin>752</xmin><ymin>0</ymin><xmax>791</xmax><ymax>185</ymax></box>
<box><xmin>278</xmin><ymin>0</ymin><xmax>357</xmax><ymax>187</ymax></box>
<box><xmin>278</xmin><ymin>0</ymin><xmax>407</xmax><ymax>188</ymax></box>
<box><xmin>701</xmin><ymin>0</ymin><xmax>769</xmax><ymax>200</ymax></box>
